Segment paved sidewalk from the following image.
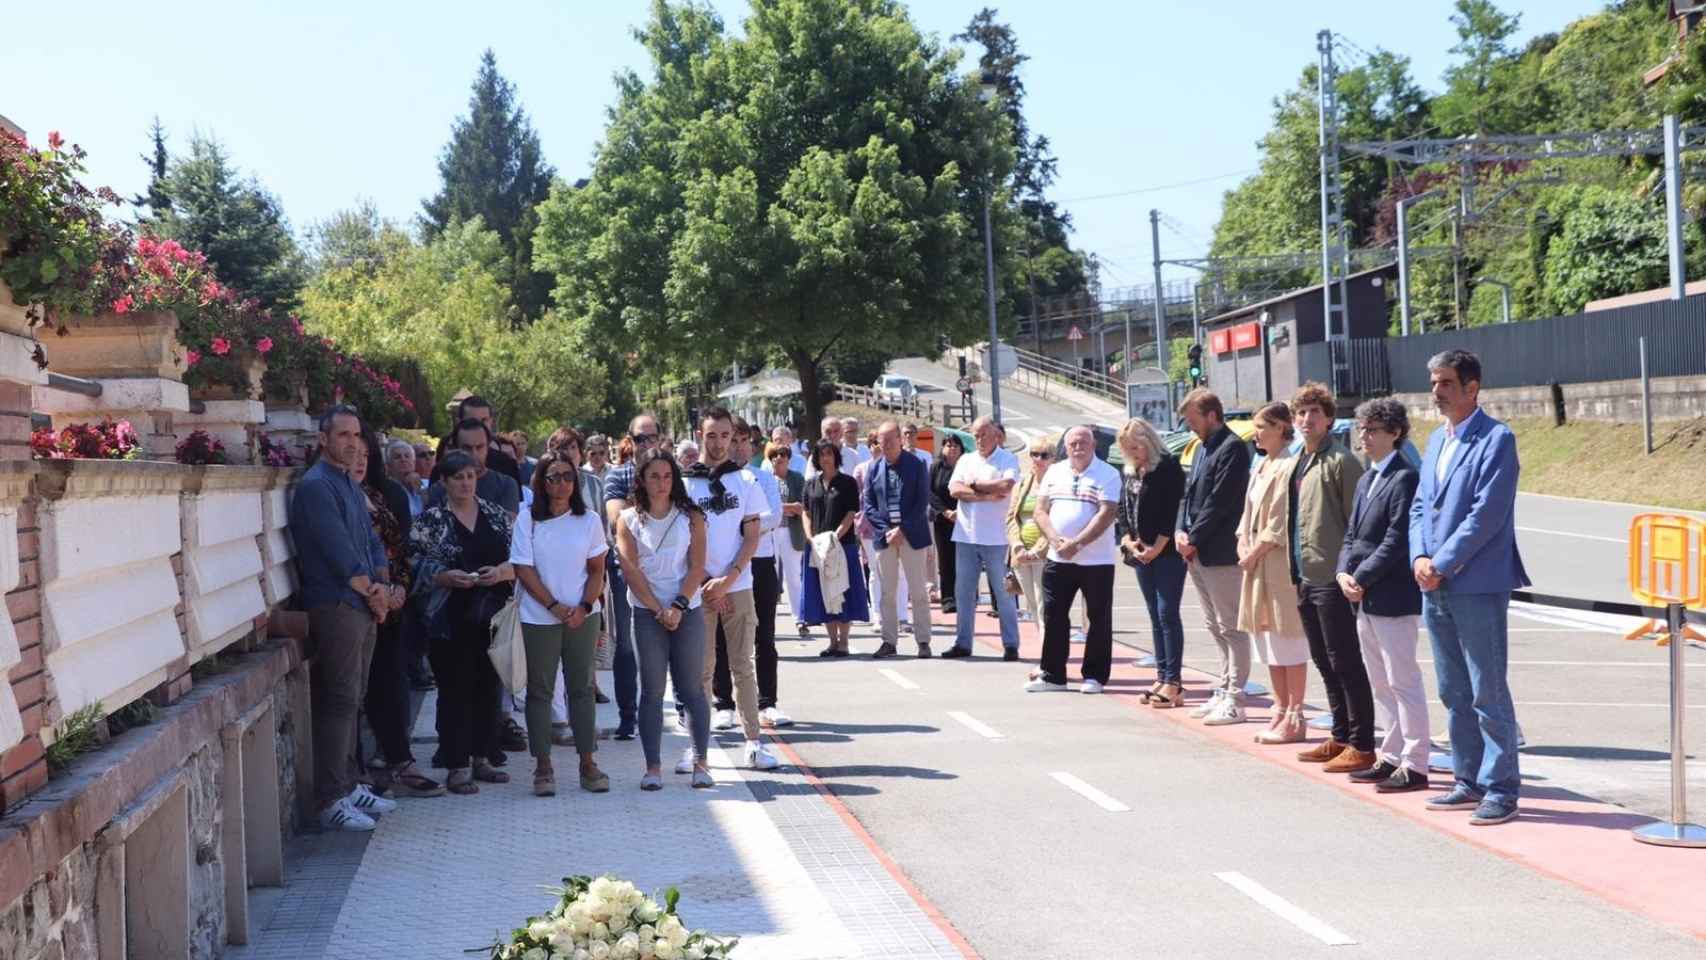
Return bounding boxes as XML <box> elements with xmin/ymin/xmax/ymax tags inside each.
<box><xmin>233</xmin><ymin>665</ymin><xmax>967</xmax><ymax>959</ymax></box>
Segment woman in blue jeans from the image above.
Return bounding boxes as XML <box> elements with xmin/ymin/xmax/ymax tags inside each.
<box><xmin>1115</xmin><ymin>418</ymin><xmax>1188</xmax><ymax>708</ymax></box>
<box><xmin>615</xmin><ymin>449</ymin><xmax>713</xmax><ymax>790</ymax></box>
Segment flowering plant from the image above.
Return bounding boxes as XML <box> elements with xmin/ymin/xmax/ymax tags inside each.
<box><xmin>0</xmin><ymin>130</ymin><xmax>134</xmax><ymax>333</ymax></box>
<box><xmin>174</xmin><ymin>430</ymin><xmax>228</xmax><ymax>466</ymax></box>
<box><xmin>488</xmin><ymin>875</ymin><xmax>736</xmax><ymax>960</ymax></box>
<box><xmin>30</xmin><ymin>418</ymin><xmax>141</xmax><ymax>460</ymax></box>
<box><xmin>256</xmin><ymin>431</ymin><xmax>295</xmax><ymax>467</ymax></box>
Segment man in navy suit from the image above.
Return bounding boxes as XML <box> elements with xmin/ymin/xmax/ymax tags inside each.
<box><xmin>866</xmin><ymin>420</ymin><xmax>934</xmax><ymax>658</ymax></box>
<box><xmin>1409</xmin><ymin>349</ymin><xmax>1530</xmax><ymax>826</ymax></box>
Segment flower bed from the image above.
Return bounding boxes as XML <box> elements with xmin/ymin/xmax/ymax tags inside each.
<box><xmin>30</xmin><ymin>418</ymin><xmax>141</xmax><ymax>460</ymax></box>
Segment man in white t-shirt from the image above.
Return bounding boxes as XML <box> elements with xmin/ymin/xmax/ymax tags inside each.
<box><xmin>710</xmin><ymin>419</ymin><xmax>793</xmax><ymax>731</ymax></box>
<box><xmin>840</xmin><ymin>416</ymin><xmax>871</xmax><ymax>471</ymax></box>
<box><xmin>942</xmin><ymin>416</ymin><xmax>1022</xmax><ymax>659</ymax></box>
<box><xmin>682</xmin><ymin>407</ymin><xmax>780</xmax><ymax>771</ymax></box>
<box><xmin>901</xmin><ymin>422</ymin><xmax>933</xmax><ymax>470</ymax></box>
<box><xmin>1026</xmin><ymin>426</ymin><xmax>1121</xmax><ymax>693</ymax></box>
<box><xmin>803</xmin><ymin>415</ymin><xmax>845</xmax><ymax>480</ymax></box>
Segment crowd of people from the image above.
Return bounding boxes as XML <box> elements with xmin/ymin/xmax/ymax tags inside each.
<box><xmin>288</xmin><ymin>345</ymin><xmax>1529</xmax><ymax>832</ymax></box>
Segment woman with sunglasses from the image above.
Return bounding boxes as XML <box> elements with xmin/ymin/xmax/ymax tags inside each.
<box><xmin>765</xmin><ymin>441</ymin><xmax>809</xmax><ymax>637</ymax></box>
<box><xmin>1004</xmin><ymin>438</ymin><xmax>1055</xmax><ymax>623</ymax></box>
<box><xmin>511</xmin><ymin>451</ymin><xmax>611</xmax><ymax>795</ymax></box>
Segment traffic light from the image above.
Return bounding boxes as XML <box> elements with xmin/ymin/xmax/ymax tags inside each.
<box><xmin>1187</xmin><ymin>343</ymin><xmax>1203</xmax><ymax>386</ymax></box>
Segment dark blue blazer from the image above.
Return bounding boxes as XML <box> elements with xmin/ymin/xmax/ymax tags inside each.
<box><xmin>863</xmin><ymin>452</ymin><xmax>932</xmax><ymax>550</ymax></box>
<box><xmin>1337</xmin><ymin>457</ymin><xmax>1422</xmax><ymax>617</ymax></box>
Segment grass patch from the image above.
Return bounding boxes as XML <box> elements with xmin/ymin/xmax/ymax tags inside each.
<box><xmin>45</xmin><ymin>703</ymin><xmax>106</xmax><ymax>774</ymax></box>
<box><xmin>1508</xmin><ymin>417</ymin><xmax>1706</xmax><ymax>511</ymax></box>
<box><xmin>106</xmin><ymin>698</ymin><xmax>159</xmax><ymax>737</ymax></box>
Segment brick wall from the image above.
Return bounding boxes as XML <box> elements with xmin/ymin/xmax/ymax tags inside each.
<box><xmin>1</xmin><ymin>498</ymin><xmax>44</xmax><ymax>812</ymax></box>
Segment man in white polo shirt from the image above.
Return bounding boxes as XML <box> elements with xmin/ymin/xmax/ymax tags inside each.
<box><xmin>942</xmin><ymin>416</ymin><xmax>1022</xmax><ymax>660</ymax></box>
<box><xmin>682</xmin><ymin>407</ymin><xmax>779</xmax><ymax>771</ymax></box>
<box><xmin>1026</xmin><ymin>425</ymin><xmax>1121</xmax><ymax>693</ymax></box>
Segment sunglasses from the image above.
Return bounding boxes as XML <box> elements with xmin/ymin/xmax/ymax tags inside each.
<box><xmin>768</xmin><ymin>451</ymin><xmax>789</xmax><ymax>459</ymax></box>
<box><xmin>543</xmin><ymin>472</ymin><xmax>578</xmax><ymax>485</ymax></box>
<box><xmin>631</xmin><ymin>433</ymin><xmax>658</xmax><ymax>445</ymax></box>
<box><xmin>1030</xmin><ymin>451</ymin><xmax>1053</xmax><ymax>459</ymax></box>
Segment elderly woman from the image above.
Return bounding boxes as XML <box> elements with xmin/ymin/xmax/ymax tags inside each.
<box><xmin>1114</xmin><ymin>418</ymin><xmax>1188</xmax><ymax>709</ymax></box>
<box><xmin>765</xmin><ymin>440</ymin><xmax>809</xmax><ymax>637</ymax></box>
<box><xmin>1005</xmin><ymin>436</ymin><xmax>1055</xmax><ymax>623</ymax></box>
<box><xmin>410</xmin><ymin>449</ymin><xmax>516</xmax><ymax>795</ymax></box>
<box><xmin>927</xmin><ymin>434</ymin><xmax>964</xmax><ymax>612</ymax></box>
<box><xmin>1237</xmin><ymin>401</ymin><xmax>1309</xmax><ymax>742</ymax></box>
<box><xmin>511</xmin><ymin>450</ymin><xmax>610</xmax><ymax>796</ymax></box>
<box><xmin>802</xmin><ymin>441</ymin><xmax>869</xmax><ymax>655</ymax></box>
<box><xmin>675</xmin><ymin>440</ymin><xmax>700</xmax><ymax>469</ymax></box>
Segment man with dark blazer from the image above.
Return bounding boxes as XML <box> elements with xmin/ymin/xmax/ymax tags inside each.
<box><xmin>1336</xmin><ymin>397</ymin><xmax>1429</xmax><ymax>793</ymax></box>
<box><xmin>1174</xmin><ymin>388</ymin><xmax>1254</xmax><ymax>718</ymax></box>
<box><xmin>866</xmin><ymin>420</ymin><xmax>934</xmax><ymax>658</ymax></box>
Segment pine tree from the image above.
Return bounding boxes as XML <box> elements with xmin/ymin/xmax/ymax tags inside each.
<box><xmin>132</xmin><ymin>117</ymin><xmax>172</xmax><ymax>224</ymax></box>
<box><xmin>421</xmin><ymin>49</ymin><xmax>556</xmax><ymax>322</ymax></box>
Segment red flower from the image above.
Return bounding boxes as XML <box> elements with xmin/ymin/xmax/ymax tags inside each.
<box><xmin>210</xmin><ymin>337</ymin><xmax>231</xmax><ymax>356</ymax></box>
<box><xmin>111</xmin><ymin>295</ymin><xmax>134</xmax><ymax>315</ymax></box>
<box><xmin>255</xmin><ymin>336</ymin><xmax>274</xmax><ymax>355</ymax></box>
<box><xmin>185</xmin><ymin>349</ymin><xmax>201</xmax><ymax>367</ymax></box>
<box><xmin>47</xmin><ymin>131</ymin><xmax>63</xmax><ymax>150</ymax></box>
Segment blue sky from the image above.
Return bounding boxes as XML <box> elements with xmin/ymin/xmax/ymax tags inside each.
<box><xmin>7</xmin><ymin>1</ymin><xmax>1611</xmax><ymax>288</ymax></box>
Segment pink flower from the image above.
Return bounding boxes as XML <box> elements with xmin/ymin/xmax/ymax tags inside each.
<box><xmin>210</xmin><ymin>337</ymin><xmax>231</xmax><ymax>356</ymax></box>
<box><xmin>47</xmin><ymin>131</ymin><xmax>63</xmax><ymax>150</ymax></box>
<box><xmin>255</xmin><ymin>336</ymin><xmax>274</xmax><ymax>355</ymax></box>
<box><xmin>185</xmin><ymin>350</ymin><xmax>201</xmax><ymax>368</ymax></box>
<box><xmin>110</xmin><ymin>295</ymin><xmax>134</xmax><ymax>315</ymax></box>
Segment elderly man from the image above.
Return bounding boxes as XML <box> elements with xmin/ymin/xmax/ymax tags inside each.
<box><xmin>865</xmin><ymin>420</ymin><xmax>934</xmax><ymax>658</ymax></box>
<box><xmin>943</xmin><ymin>416</ymin><xmax>1022</xmax><ymax>660</ymax></box>
<box><xmin>901</xmin><ymin>422</ymin><xmax>933</xmax><ymax>469</ymax></box>
<box><xmin>386</xmin><ymin>439</ymin><xmax>423</xmax><ymax>517</ymax></box>
<box><xmin>1174</xmin><ymin>388</ymin><xmax>1253</xmax><ymax>720</ymax></box>
<box><xmin>805</xmin><ymin>415</ymin><xmax>845</xmax><ymax>479</ymax></box>
<box><xmin>1026</xmin><ymin>426</ymin><xmax>1120</xmax><ymax>693</ymax></box>
<box><xmin>1411</xmin><ymin>349</ymin><xmax>1529</xmax><ymax>826</ymax></box>
<box><xmin>840</xmin><ymin>416</ymin><xmax>871</xmax><ymax>471</ymax></box>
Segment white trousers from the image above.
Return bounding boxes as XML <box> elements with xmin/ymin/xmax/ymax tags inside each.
<box><xmin>773</xmin><ymin>529</ymin><xmax>805</xmax><ymax>623</ymax></box>
<box><xmin>1356</xmin><ymin>611</ymin><xmax>1430</xmax><ymax>772</ymax></box>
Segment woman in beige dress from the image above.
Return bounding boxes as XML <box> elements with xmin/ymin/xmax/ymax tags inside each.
<box><xmin>1237</xmin><ymin>401</ymin><xmax>1310</xmax><ymax>744</ymax></box>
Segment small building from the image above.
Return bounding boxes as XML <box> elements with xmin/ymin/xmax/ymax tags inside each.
<box><xmin>1197</xmin><ymin>263</ymin><xmax>1396</xmax><ymax>412</ymax></box>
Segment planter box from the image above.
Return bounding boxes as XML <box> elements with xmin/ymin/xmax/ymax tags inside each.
<box><xmin>191</xmin><ymin>353</ymin><xmax>266</xmax><ymax>403</ymax></box>
<box><xmin>45</xmin><ymin>309</ymin><xmax>183</xmax><ymax>380</ymax></box>
<box><xmin>0</xmin><ymin>279</ymin><xmax>34</xmax><ymax>339</ymax></box>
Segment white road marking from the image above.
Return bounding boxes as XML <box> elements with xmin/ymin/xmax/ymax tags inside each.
<box><xmin>1213</xmin><ymin>871</ymin><xmax>1357</xmax><ymax>947</ymax></box>
<box><xmin>947</xmin><ymin>710</ymin><xmax>1004</xmax><ymax>740</ymax></box>
<box><xmin>1515</xmin><ymin>525</ymin><xmax>1623</xmax><ymax>543</ymax></box>
<box><xmin>879</xmin><ymin>668</ymin><xmax>920</xmax><ymax>691</ymax></box>
<box><xmin>1048</xmin><ymin>772</ymin><xmax>1130</xmax><ymax>812</ymax></box>
<box><xmin>1421</xmin><ymin>659</ymin><xmax>1663</xmax><ymax>667</ymax></box>
<box><xmin>1514</xmin><ymin>701</ymin><xmax>1705</xmax><ymax>709</ymax></box>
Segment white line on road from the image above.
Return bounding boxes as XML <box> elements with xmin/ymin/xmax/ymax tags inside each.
<box><xmin>947</xmin><ymin>710</ymin><xmax>1004</xmax><ymax>740</ymax></box>
<box><xmin>1514</xmin><ymin>701</ymin><xmax>1705</xmax><ymax>709</ymax></box>
<box><xmin>878</xmin><ymin>668</ymin><xmax>920</xmax><ymax>691</ymax></box>
<box><xmin>1420</xmin><ymin>659</ymin><xmax>1663</xmax><ymax>667</ymax></box>
<box><xmin>1213</xmin><ymin>871</ymin><xmax>1357</xmax><ymax>947</ymax></box>
<box><xmin>1515</xmin><ymin>525</ymin><xmax>1623</xmax><ymax>543</ymax></box>
<box><xmin>1048</xmin><ymin>772</ymin><xmax>1130</xmax><ymax>812</ymax></box>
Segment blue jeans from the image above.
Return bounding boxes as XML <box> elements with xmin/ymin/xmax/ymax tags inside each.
<box><xmin>608</xmin><ymin>563</ymin><xmax>638</xmax><ymax>730</ymax></box>
<box><xmin>1424</xmin><ymin>588</ymin><xmax>1520</xmax><ymax>803</ymax></box>
<box><xmin>954</xmin><ymin>541</ymin><xmax>1019</xmax><ymax>651</ymax></box>
<box><xmin>634</xmin><ymin>606</ymin><xmax>710</xmax><ymax>769</ymax></box>
<box><xmin>1135</xmin><ymin>551</ymin><xmax>1187</xmax><ymax>684</ymax></box>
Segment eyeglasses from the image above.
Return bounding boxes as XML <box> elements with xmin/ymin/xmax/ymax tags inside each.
<box><xmin>1355</xmin><ymin>424</ymin><xmax>1389</xmax><ymax>435</ymax></box>
<box><xmin>543</xmin><ymin>472</ymin><xmax>578</xmax><ymax>485</ymax></box>
<box><xmin>1030</xmin><ymin>451</ymin><xmax>1052</xmax><ymax>460</ymax></box>
<box><xmin>631</xmin><ymin>433</ymin><xmax>657</xmax><ymax>445</ymax></box>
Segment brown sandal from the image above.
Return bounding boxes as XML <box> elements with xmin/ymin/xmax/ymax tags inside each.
<box><xmin>446</xmin><ymin>768</ymin><xmax>478</xmax><ymax>795</ymax></box>
<box><xmin>1138</xmin><ymin>681</ymin><xmax>1164</xmax><ymax>704</ymax></box>
<box><xmin>473</xmin><ymin>760</ymin><xmax>510</xmax><ymax>784</ymax></box>
<box><xmin>533</xmin><ymin>768</ymin><xmax>557</xmax><ymax>797</ymax></box>
<box><xmin>390</xmin><ymin>762</ymin><xmax>445</xmax><ymax>797</ymax></box>
<box><xmin>1149</xmin><ymin>683</ymin><xmax>1184</xmax><ymax>708</ymax></box>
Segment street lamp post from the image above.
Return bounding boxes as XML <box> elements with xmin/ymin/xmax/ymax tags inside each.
<box><xmin>979</xmin><ymin>72</ymin><xmax>1004</xmax><ymax>425</ymax></box>
<box><xmin>1475</xmin><ymin>277</ymin><xmax>1513</xmax><ymax>324</ymax></box>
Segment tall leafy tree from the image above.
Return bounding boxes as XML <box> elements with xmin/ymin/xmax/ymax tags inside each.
<box><xmin>132</xmin><ymin>117</ymin><xmax>172</xmax><ymax>224</ymax></box>
<box><xmin>534</xmin><ymin>0</ymin><xmax>1017</xmax><ymax>438</ymax></box>
<box><xmin>307</xmin><ymin>200</ymin><xmax>407</xmax><ymax>277</ymax></box>
<box><xmin>154</xmin><ymin>134</ymin><xmax>308</xmax><ymax>311</ymax></box>
<box><xmin>1431</xmin><ymin>0</ymin><xmax>1525</xmax><ymax>135</ymax></box>
<box><xmin>421</xmin><ymin>49</ymin><xmax>556</xmax><ymax>322</ymax></box>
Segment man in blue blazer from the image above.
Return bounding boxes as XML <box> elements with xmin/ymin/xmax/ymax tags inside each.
<box><xmin>866</xmin><ymin>421</ymin><xmax>935</xmax><ymax>658</ymax></box>
<box><xmin>1409</xmin><ymin>349</ymin><xmax>1530</xmax><ymax>825</ymax></box>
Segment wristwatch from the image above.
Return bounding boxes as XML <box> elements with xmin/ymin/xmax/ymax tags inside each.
<box><xmin>579</xmin><ymin>600</ymin><xmax>594</xmax><ymax>614</ymax></box>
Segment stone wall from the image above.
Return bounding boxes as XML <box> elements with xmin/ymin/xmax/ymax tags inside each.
<box><xmin>0</xmin><ymin>843</ymin><xmax>97</xmax><ymax>960</ymax></box>
<box><xmin>1392</xmin><ymin>373</ymin><xmax>1706</xmax><ymax>425</ymax></box>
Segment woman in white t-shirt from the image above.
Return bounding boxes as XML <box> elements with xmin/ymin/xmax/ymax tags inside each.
<box><xmin>616</xmin><ymin>449</ymin><xmax>713</xmax><ymax>790</ymax></box>
<box><xmin>511</xmin><ymin>451</ymin><xmax>610</xmax><ymax>797</ymax></box>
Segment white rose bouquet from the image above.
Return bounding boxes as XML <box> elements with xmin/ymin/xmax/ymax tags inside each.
<box><xmin>488</xmin><ymin>875</ymin><xmax>738</xmax><ymax>960</ymax></box>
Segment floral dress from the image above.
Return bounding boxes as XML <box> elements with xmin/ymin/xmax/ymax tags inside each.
<box><xmin>409</xmin><ymin>497</ymin><xmax>514</xmax><ymax>640</ymax></box>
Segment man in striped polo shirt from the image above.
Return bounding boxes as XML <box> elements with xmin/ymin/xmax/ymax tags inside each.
<box><xmin>1025</xmin><ymin>425</ymin><xmax>1121</xmax><ymax>694</ymax></box>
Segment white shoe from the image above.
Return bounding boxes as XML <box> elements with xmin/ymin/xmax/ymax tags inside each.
<box><xmin>746</xmin><ymin>741</ymin><xmax>780</xmax><ymax>771</ymax></box>
<box><xmin>761</xmin><ymin>706</ymin><xmax>793</xmax><ymax>727</ymax></box>
<box><xmin>1023</xmin><ymin>675</ymin><xmax>1069</xmax><ymax>693</ymax></box>
<box><xmin>1070</xmin><ymin>628</ymin><xmax>1087</xmax><ymax>643</ymax></box>
<box><xmin>320</xmin><ymin>798</ymin><xmax>375</xmax><ymax>832</ymax></box>
<box><xmin>712</xmin><ymin>709</ymin><xmax>737</xmax><ymax>731</ymax></box>
<box><xmin>1189</xmin><ymin>690</ymin><xmax>1227</xmax><ymax>719</ymax></box>
<box><xmin>674</xmin><ymin>746</ymin><xmax>696</xmax><ymax>775</ymax></box>
<box><xmin>1080</xmin><ymin>679</ymin><xmax>1104</xmax><ymax>695</ymax></box>
<box><xmin>1202</xmin><ymin>700</ymin><xmax>1246</xmax><ymax>726</ymax></box>
<box><xmin>347</xmin><ymin>783</ymin><xmax>397</xmax><ymax>814</ymax></box>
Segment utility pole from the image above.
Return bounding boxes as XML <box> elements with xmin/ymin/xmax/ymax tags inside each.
<box><xmin>1150</xmin><ymin>209</ymin><xmax>1166</xmax><ymax>383</ymax></box>
<box><xmin>1027</xmin><ymin>237</ymin><xmax>1042</xmax><ymax>354</ymax></box>
<box><xmin>1316</xmin><ymin>29</ymin><xmax>1350</xmax><ymax>391</ymax></box>
<box><xmin>1397</xmin><ymin>189</ymin><xmax>1441</xmax><ymax>336</ymax></box>
<box><xmin>1476</xmin><ymin>277</ymin><xmax>1512</xmax><ymax>324</ymax></box>
<box><xmin>1665</xmin><ymin>114</ymin><xmax>1686</xmax><ymax>300</ymax></box>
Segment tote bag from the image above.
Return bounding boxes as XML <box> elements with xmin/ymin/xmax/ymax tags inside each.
<box><xmin>487</xmin><ymin>596</ymin><xmax>527</xmax><ymax>695</ymax></box>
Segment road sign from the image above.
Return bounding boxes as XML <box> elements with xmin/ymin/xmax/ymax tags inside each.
<box><xmin>955</xmin><ymin>376</ymin><xmax>972</xmax><ymax>395</ymax></box>
<box><xmin>1066</xmin><ymin>325</ymin><xmax>1085</xmax><ymax>342</ymax></box>
<box><xmin>1126</xmin><ymin>382</ymin><xmax>1173</xmax><ymax>430</ymax></box>
<box><xmin>984</xmin><ymin>343</ymin><xmax>1017</xmax><ymax>380</ymax></box>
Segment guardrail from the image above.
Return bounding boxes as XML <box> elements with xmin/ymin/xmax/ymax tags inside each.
<box><xmin>831</xmin><ymin>383</ymin><xmax>940</xmax><ymax>422</ymax></box>
<box><xmin>987</xmin><ymin>344</ymin><xmax>1129</xmax><ymax>407</ymax></box>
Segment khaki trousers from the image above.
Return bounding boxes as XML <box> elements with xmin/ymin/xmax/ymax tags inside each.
<box><xmin>876</xmin><ymin>539</ymin><xmax>932</xmax><ymax>648</ymax></box>
<box><xmin>701</xmin><ymin>588</ymin><xmax>760</xmax><ymax>739</ymax></box>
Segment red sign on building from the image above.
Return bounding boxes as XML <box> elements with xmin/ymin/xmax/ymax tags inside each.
<box><xmin>1229</xmin><ymin>322</ymin><xmax>1260</xmax><ymax>351</ymax></box>
<box><xmin>1210</xmin><ymin>329</ymin><xmax>1230</xmax><ymax>354</ymax></box>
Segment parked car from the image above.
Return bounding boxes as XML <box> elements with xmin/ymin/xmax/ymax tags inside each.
<box><xmin>872</xmin><ymin>374</ymin><xmax>917</xmax><ymax>409</ymax></box>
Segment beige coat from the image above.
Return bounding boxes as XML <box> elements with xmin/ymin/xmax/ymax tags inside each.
<box><xmin>1237</xmin><ymin>451</ymin><xmax>1306</xmax><ymax>636</ymax></box>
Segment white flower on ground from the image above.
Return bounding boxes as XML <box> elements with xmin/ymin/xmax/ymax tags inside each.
<box><xmin>652</xmin><ymin>942</ymin><xmax>676</xmax><ymax>960</ymax></box>
<box><xmin>638</xmin><ymin>924</ymin><xmax>656</xmax><ymax>944</ymax></box>
<box><xmin>591</xmin><ymin>922</ymin><xmax>610</xmax><ymax>942</ymax></box>
<box><xmin>589</xmin><ymin>942</ymin><xmax>611</xmax><ymax>960</ymax></box>
<box><xmin>609</xmin><ymin>914</ymin><xmax>630</xmax><ymax>935</ymax></box>
<box><xmin>530</xmin><ymin>921</ymin><xmax>555</xmax><ymax>940</ymax></box>
<box><xmin>636</xmin><ymin>901</ymin><xmax>661</xmax><ymax>923</ymax></box>
<box><xmin>523</xmin><ymin>948</ymin><xmax>547</xmax><ymax>960</ymax></box>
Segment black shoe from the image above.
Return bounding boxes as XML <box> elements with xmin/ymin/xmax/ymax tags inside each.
<box><xmin>817</xmin><ymin>647</ymin><xmax>840</xmax><ymax>658</ymax></box>
<box><xmin>430</xmin><ymin>749</ymin><xmax>446</xmax><ymax>769</ymax></box>
<box><xmin>594</xmin><ymin>687</ymin><xmax>611</xmax><ymax>705</ymax></box>
<box><xmin>408</xmin><ymin>666</ymin><xmax>436</xmax><ymax>690</ymax></box>
<box><xmin>940</xmin><ymin>646</ymin><xmax>973</xmax><ymax>659</ymax></box>
<box><xmin>1002</xmin><ymin>648</ymin><xmax>1020</xmax><ymax>662</ymax></box>
<box><xmin>487</xmin><ymin>750</ymin><xmax>508</xmax><ymax>768</ymax></box>
<box><xmin>916</xmin><ymin>643</ymin><xmax>932</xmax><ymax>659</ymax></box>
<box><xmin>614</xmin><ymin>720</ymin><xmax>636</xmax><ymax>741</ymax></box>
<box><xmin>1375</xmin><ymin>767</ymin><xmax>1431</xmax><ymax>793</ymax></box>
<box><xmin>1348</xmin><ymin>760</ymin><xmax>1398</xmax><ymax>784</ymax></box>
<box><xmin>941</xmin><ymin>602</ymin><xmax>957</xmax><ymax>614</ymax></box>
<box><xmin>828</xmin><ymin>647</ymin><xmax>851</xmax><ymax>658</ymax></box>
<box><xmin>501</xmin><ymin>719</ymin><xmax>527</xmax><ymax>752</ymax></box>
<box><xmin>872</xmin><ymin>642</ymin><xmax>897</xmax><ymax>659</ymax></box>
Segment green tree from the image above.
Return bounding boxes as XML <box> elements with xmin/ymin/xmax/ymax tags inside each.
<box><xmin>421</xmin><ymin>49</ymin><xmax>556</xmax><ymax>322</ymax></box>
<box><xmin>131</xmin><ymin>117</ymin><xmax>171</xmax><ymax>224</ymax></box>
<box><xmin>1540</xmin><ymin>184</ymin><xmax>1669</xmax><ymax>314</ymax></box>
<box><xmin>534</xmin><ymin>0</ymin><xmax>1017</xmax><ymax>439</ymax></box>
<box><xmin>153</xmin><ymin>134</ymin><xmax>308</xmax><ymax>311</ymax></box>
<box><xmin>306</xmin><ymin>200</ymin><xmax>408</xmax><ymax>277</ymax></box>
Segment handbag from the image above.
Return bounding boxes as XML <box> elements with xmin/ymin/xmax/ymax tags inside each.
<box><xmin>486</xmin><ymin>594</ymin><xmax>526</xmax><ymax>695</ymax></box>
<box><xmin>1003</xmin><ymin>569</ymin><xmax>1023</xmax><ymax>595</ymax></box>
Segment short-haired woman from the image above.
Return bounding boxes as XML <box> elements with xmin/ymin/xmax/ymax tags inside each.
<box><xmin>765</xmin><ymin>441</ymin><xmax>809</xmax><ymax>637</ymax></box>
<box><xmin>928</xmin><ymin>434</ymin><xmax>964</xmax><ymax>613</ymax></box>
<box><xmin>616</xmin><ymin>449</ymin><xmax>713</xmax><ymax>789</ymax></box>
<box><xmin>409</xmin><ymin>450</ymin><xmax>516</xmax><ymax>794</ymax></box>
<box><xmin>1237</xmin><ymin>401</ymin><xmax>1309</xmax><ymax>742</ymax></box>
<box><xmin>802</xmin><ymin>441</ymin><xmax>869</xmax><ymax>656</ymax></box>
<box><xmin>511</xmin><ymin>451</ymin><xmax>610</xmax><ymax>796</ymax></box>
<box><xmin>1005</xmin><ymin>438</ymin><xmax>1055</xmax><ymax>623</ymax></box>
<box><xmin>1115</xmin><ymin>418</ymin><xmax>1188</xmax><ymax>709</ymax></box>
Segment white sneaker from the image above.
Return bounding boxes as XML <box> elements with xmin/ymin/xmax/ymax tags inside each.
<box><xmin>674</xmin><ymin>746</ymin><xmax>696</xmax><ymax>775</ymax></box>
<box><xmin>761</xmin><ymin>705</ymin><xmax>793</xmax><ymax>727</ymax></box>
<box><xmin>1070</xmin><ymin>628</ymin><xmax>1087</xmax><ymax>643</ymax></box>
<box><xmin>746</xmin><ymin>741</ymin><xmax>781</xmax><ymax>771</ymax></box>
<box><xmin>320</xmin><ymin>798</ymin><xmax>376</xmax><ymax>832</ymax></box>
<box><xmin>712</xmin><ymin>709</ymin><xmax>737</xmax><ymax>731</ymax></box>
<box><xmin>1189</xmin><ymin>689</ymin><xmax>1227</xmax><ymax>719</ymax></box>
<box><xmin>347</xmin><ymin>783</ymin><xmax>397</xmax><ymax>814</ymax></box>
<box><xmin>1202</xmin><ymin>700</ymin><xmax>1246</xmax><ymax>726</ymax></box>
<box><xmin>1080</xmin><ymin>679</ymin><xmax>1104</xmax><ymax>695</ymax></box>
<box><xmin>1023</xmin><ymin>675</ymin><xmax>1069</xmax><ymax>693</ymax></box>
